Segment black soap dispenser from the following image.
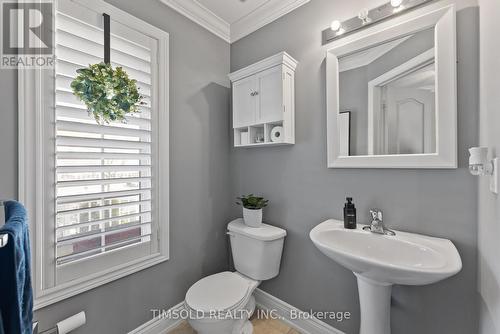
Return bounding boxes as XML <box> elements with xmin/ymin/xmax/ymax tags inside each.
<box><xmin>344</xmin><ymin>197</ymin><xmax>357</xmax><ymax>229</ymax></box>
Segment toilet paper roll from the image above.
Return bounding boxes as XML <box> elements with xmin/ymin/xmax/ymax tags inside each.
<box><xmin>240</xmin><ymin>131</ymin><xmax>249</xmax><ymax>146</ymax></box>
<box><xmin>270</xmin><ymin>126</ymin><xmax>284</xmax><ymax>143</ymax></box>
<box><xmin>57</xmin><ymin>311</ymin><xmax>86</xmax><ymax>334</ymax></box>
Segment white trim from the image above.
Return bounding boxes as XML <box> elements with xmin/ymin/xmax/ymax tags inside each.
<box><xmin>326</xmin><ymin>2</ymin><xmax>457</xmax><ymax>169</ymax></box>
<box><xmin>35</xmin><ymin>255</ymin><xmax>168</xmax><ymax>310</ymax></box>
<box><xmin>128</xmin><ymin>289</ymin><xmax>344</xmax><ymax>334</ymax></box>
<box><xmin>253</xmin><ymin>289</ymin><xmax>345</xmax><ymax>334</ymax></box>
<box><xmin>228</xmin><ymin>51</ymin><xmax>298</xmax><ymax>82</ymax></box>
<box><xmin>19</xmin><ymin>0</ymin><xmax>170</xmax><ymax>310</ymax></box>
<box><xmin>128</xmin><ymin>301</ymin><xmax>185</xmax><ymax>334</ymax></box>
<box><xmin>158</xmin><ymin>0</ymin><xmax>310</xmax><ymax>43</ymax></box>
<box><xmin>230</xmin><ymin>0</ymin><xmax>311</xmax><ymax>43</ymax></box>
<box><xmin>158</xmin><ymin>0</ymin><xmax>230</xmax><ymax>42</ymax></box>
<box><xmin>367</xmin><ymin>48</ymin><xmax>435</xmax><ymax>155</ymax></box>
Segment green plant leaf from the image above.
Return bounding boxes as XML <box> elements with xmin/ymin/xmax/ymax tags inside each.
<box><xmin>236</xmin><ymin>194</ymin><xmax>269</xmax><ymax>209</ymax></box>
<box><xmin>70</xmin><ymin>62</ymin><xmax>143</xmax><ymax>124</ymax></box>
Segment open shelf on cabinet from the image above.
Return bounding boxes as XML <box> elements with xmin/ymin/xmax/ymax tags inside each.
<box><xmin>234</xmin><ymin>121</ymin><xmax>291</xmax><ymax>147</ymax></box>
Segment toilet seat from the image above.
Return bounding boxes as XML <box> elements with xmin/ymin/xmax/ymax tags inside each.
<box><xmin>185</xmin><ymin>272</ymin><xmax>255</xmax><ymax>315</ymax></box>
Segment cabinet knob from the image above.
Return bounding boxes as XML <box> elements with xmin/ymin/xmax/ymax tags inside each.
<box><xmin>250</xmin><ymin>91</ymin><xmax>259</xmax><ymax>96</ymax></box>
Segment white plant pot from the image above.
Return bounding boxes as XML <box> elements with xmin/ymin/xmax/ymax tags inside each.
<box><xmin>243</xmin><ymin>208</ymin><xmax>263</xmax><ymax>228</ymax></box>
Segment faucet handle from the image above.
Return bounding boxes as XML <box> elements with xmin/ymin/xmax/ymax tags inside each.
<box><xmin>370</xmin><ymin>209</ymin><xmax>383</xmax><ymax>221</ymax></box>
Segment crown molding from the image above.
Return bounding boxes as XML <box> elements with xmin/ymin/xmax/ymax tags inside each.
<box><xmin>230</xmin><ymin>0</ymin><xmax>310</xmax><ymax>43</ymax></box>
<box><xmin>228</xmin><ymin>51</ymin><xmax>298</xmax><ymax>82</ymax></box>
<box><xmin>159</xmin><ymin>0</ymin><xmax>310</xmax><ymax>43</ymax></box>
<box><xmin>159</xmin><ymin>0</ymin><xmax>230</xmax><ymax>42</ymax></box>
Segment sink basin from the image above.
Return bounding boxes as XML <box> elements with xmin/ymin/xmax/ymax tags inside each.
<box><xmin>310</xmin><ymin>219</ymin><xmax>462</xmax><ymax>285</ymax></box>
<box><xmin>310</xmin><ymin>219</ymin><xmax>462</xmax><ymax>334</ymax></box>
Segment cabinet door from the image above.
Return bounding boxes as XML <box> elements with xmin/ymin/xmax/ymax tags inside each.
<box><xmin>256</xmin><ymin>66</ymin><xmax>283</xmax><ymax>123</ymax></box>
<box><xmin>233</xmin><ymin>76</ymin><xmax>257</xmax><ymax>128</ymax></box>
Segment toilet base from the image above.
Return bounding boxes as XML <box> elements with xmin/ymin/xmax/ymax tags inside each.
<box><xmin>187</xmin><ymin>295</ymin><xmax>257</xmax><ymax>334</ymax></box>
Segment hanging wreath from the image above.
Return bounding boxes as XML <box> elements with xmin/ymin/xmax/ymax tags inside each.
<box><xmin>70</xmin><ymin>62</ymin><xmax>145</xmax><ymax>124</ymax></box>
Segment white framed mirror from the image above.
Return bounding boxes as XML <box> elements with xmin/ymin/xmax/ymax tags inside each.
<box><xmin>326</xmin><ymin>4</ymin><xmax>457</xmax><ymax>168</ymax></box>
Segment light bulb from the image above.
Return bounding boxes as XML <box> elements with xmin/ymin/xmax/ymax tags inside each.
<box><xmin>391</xmin><ymin>0</ymin><xmax>403</xmax><ymax>7</ymax></box>
<box><xmin>330</xmin><ymin>20</ymin><xmax>341</xmax><ymax>32</ymax></box>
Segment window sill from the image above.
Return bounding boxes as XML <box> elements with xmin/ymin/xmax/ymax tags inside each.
<box><xmin>34</xmin><ymin>253</ymin><xmax>168</xmax><ymax>310</ymax></box>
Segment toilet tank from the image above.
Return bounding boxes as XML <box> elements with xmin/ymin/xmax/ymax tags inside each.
<box><xmin>227</xmin><ymin>219</ymin><xmax>287</xmax><ymax>281</ymax></box>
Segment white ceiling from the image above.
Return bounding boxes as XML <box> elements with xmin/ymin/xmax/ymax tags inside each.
<box><xmin>197</xmin><ymin>0</ymin><xmax>271</xmax><ymax>24</ymax></box>
<box><xmin>159</xmin><ymin>0</ymin><xmax>310</xmax><ymax>43</ymax></box>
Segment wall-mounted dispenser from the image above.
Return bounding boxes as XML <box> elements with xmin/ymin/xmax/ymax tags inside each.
<box><xmin>469</xmin><ymin>147</ymin><xmax>498</xmax><ymax>194</ymax></box>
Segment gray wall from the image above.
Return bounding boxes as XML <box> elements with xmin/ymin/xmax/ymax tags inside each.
<box><xmin>0</xmin><ymin>68</ymin><xmax>18</xmax><ymax>200</ymax></box>
<box><xmin>0</xmin><ymin>0</ymin><xmax>231</xmax><ymax>332</ymax></box>
<box><xmin>478</xmin><ymin>0</ymin><xmax>500</xmax><ymax>333</ymax></box>
<box><xmin>340</xmin><ymin>29</ymin><xmax>434</xmax><ymax>155</ymax></box>
<box><xmin>230</xmin><ymin>2</ymin><xmax>479</xmax><ymax>334</ymax></box>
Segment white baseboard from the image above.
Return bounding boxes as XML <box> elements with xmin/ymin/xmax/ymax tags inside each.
<box><xmin>253</xmin><ymin>289</ymin><xmax>345</xmax><ymax>334</ymax></box>
<box><xmin>129</xmin><ymin>289</ymin><xmax>344</xmax><ymax>334</ymax></box>
<box><xmin>128</xmin><ymin>301</ymin><xmax>185</xmax><ymax>334</ymax></box>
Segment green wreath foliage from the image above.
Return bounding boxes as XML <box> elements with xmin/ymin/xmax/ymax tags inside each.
<box><xmin>70</xmin><ymin>62</ymin><xmax>144</xmax><ymax>124</ymax></box>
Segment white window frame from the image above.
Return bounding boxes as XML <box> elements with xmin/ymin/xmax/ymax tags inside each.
<box><xmin>18</xmin><ymin>0</ymin><xmax>170</xmax><ymax>310</ymax></box>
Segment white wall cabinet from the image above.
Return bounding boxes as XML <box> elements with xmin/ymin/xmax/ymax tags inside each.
<box><xmin>229</xmin><ymin>52</ymin><xmax>298</xmax><ymax>147</ymax></box>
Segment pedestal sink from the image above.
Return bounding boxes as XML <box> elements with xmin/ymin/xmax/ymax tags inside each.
<box><xmin>310</xmin><ymin>219</ymin><xmax>462</xmax><ymax>334</ymax></box>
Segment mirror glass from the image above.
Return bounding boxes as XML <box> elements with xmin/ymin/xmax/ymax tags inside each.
<box><xmin>338</xmin><ymin>28</ymin><xmax>435</xmax><ymax>156</ymax></box>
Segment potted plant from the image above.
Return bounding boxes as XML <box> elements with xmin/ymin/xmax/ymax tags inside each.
<box><xmin>236</xmin><ymin>194</ymin><xmax>269</xmax><ymax>228</ymax></box>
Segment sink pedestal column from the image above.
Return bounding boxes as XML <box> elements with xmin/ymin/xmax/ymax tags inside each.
<box><xmin>355</xmin><ymin>274</ymin><xmax>392</xmax><ymax>334</ymax></box>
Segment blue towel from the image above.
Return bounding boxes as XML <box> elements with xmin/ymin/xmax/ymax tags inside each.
<box><xmin>0</xmin><ymin>201</ymin><xmax>33</xmax><ymax>334</ymax></box>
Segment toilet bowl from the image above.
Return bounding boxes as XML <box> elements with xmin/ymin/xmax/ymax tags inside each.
<box><xmin>185</xmin><ymin>272</ymin><xmax>259</xmax><ymax>334</ymax></box>
<box><xmin>185</xmin><ymin>219</ymin><xmax>287</xmax><ymax>334</ymax></box>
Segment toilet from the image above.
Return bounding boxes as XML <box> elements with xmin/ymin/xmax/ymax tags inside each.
<box><xmin>185</xmin><ymin>218</ymin><xmax>287</xmax><ymax>334</ymax></box>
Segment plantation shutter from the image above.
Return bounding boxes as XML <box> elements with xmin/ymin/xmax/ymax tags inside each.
<box><xmin>54</xmin><ymin>6</ymin><xmax>158</xmax><ymax>268</ymax></box>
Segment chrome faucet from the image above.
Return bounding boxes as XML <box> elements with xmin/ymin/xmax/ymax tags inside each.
<box><xmin>363</xmin><ymin>209</ymin><xmax>396</xmax><ymax>236</ymax></box>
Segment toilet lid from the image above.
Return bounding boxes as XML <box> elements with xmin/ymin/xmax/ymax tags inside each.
<box><xmin>185</xmin><ymin>272</ymin><xmax>251</xmax><ymax>313</ymax></box>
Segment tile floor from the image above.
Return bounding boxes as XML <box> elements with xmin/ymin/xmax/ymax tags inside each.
<box><xmin>167</xmin><ymin>311</ymin><xmax>301</xmax><ymax>334</ymax></box>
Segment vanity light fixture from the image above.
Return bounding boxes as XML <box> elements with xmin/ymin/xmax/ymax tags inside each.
<box><xmin>322</xmin><ymin>0</ymin><xmax>433</xmax><ymax>45</ymax></box>
<box><xmin>358</xmin><ymin>9</ymin><xmax>372</xmax><ymax>25</ymax></box>
<box><xmin>469</xmin><ymin>147</ymin><xmax>498</xmax><ymax>194</ymax></box>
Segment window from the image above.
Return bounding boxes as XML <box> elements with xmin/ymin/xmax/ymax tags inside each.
<box><xmin>19</xmin><ymin>0</ymin><xmax>169</xmax><ymax>309</ymax></box>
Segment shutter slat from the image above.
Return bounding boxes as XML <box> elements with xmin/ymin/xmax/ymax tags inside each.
<box><xmin>57</xmin><ymin>120</ymin><xmax>151</xmax><ymax>137</ymax></box>
<box><xmin>57</xmin><ymin>212</ymin><xmax>151</xmax><ymax>233</ymax></box>
<box><xmin>57</xmin><ymin>200</ymin><xmax>149</xmax><ymax>216</ymax></box>
<box><xmin>57</xmin><ymin>188</ymin><xmax>151</xmax><ymax>204</ymax></box>
<box><xmin>57</xmin><ymin>177</ymin><xmax>150</xmax><ymax>188</ymax></box>
<box><xmin>56</xmin><ymin>234</ymin><xmax>151</xmax><ymax>265</ymax></box>
<box><xmin>56</xmin><ymin>136</ymin><xmax>150</xmax><ymax>150</ymax></box>
<box><xmin>56</xmin><ymin>105</ymin><xmax>151</xmax><ymax>127</ymax></box>
<box><xmin>57</xmin><ymin>152</ymin><xmax>150</xmax><ymax>160</ymax></box>
<box><xmin>58</xmin><ymin>221</ymin><xmax>151</xmax><ymax>245</ymax></box>
<box><xmin>56</xmin><ymin>165</ymin><xmax>151</xmax><ymax>173</ymax></box>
